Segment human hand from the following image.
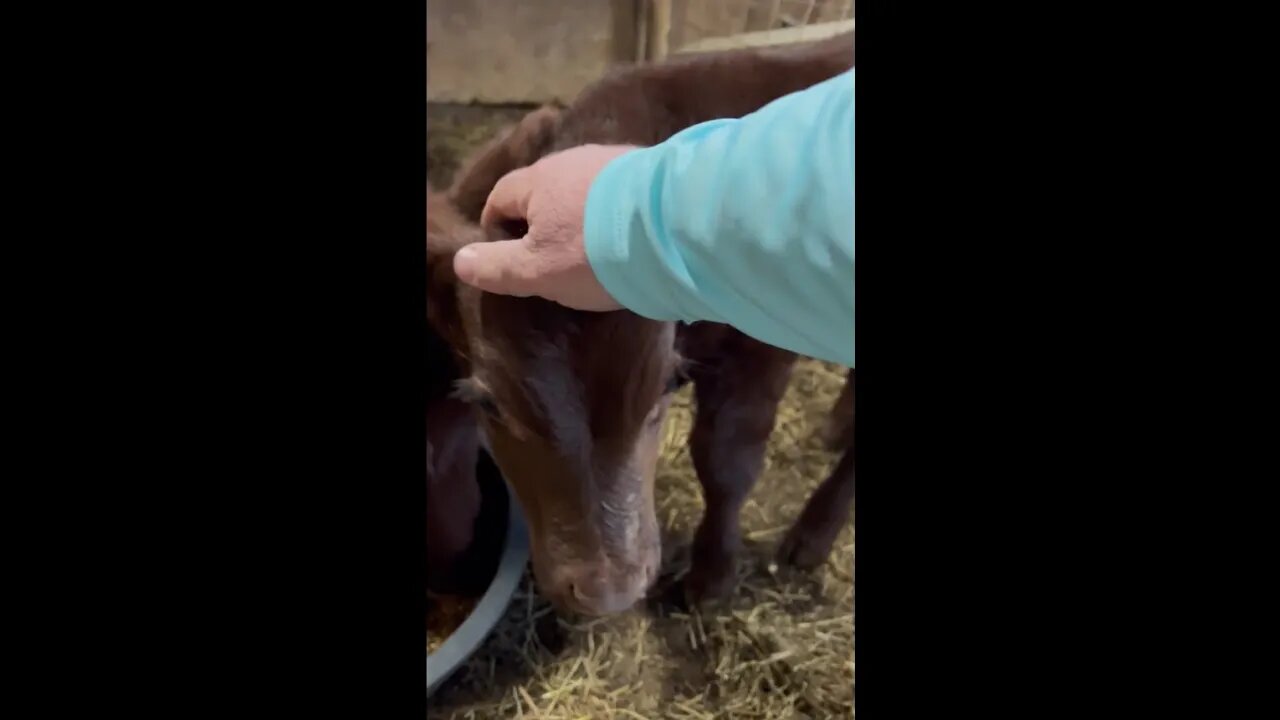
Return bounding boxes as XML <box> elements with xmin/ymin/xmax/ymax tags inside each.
<box><xmin>452</xmin><ymin>144</ymin><xmax>639</xmax><ymax>311</ymax></box>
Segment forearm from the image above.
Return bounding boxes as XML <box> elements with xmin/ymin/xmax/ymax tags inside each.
<box><xmin>583</xmin><ymin>71</ymin><xmax>855</xmax><ymax>366</ymax></box>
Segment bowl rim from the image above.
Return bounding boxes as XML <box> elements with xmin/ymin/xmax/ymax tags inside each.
<box><xmin>427</xmin><ymin>480</ymin><xmax>529</xmax><ymax>696</ymax></box>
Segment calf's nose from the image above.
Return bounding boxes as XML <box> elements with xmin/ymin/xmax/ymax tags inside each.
<box><xmin>546</xmin><ymin>562</ymin><xmax>654</xmax><ymax>616</ymax></box>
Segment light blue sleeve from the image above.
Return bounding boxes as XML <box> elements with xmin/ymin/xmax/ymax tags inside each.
<box><xmin>583</xmin><ymin>70</ymin><xmax>854</xmax><ymax>367</ymax></box>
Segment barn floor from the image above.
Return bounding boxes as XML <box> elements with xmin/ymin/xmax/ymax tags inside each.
<box><xmin>427</xmin><ymin>105</ymin><xmax>855</xmax><ymax>719</ymax></box>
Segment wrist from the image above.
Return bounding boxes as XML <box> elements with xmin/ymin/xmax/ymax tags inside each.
<box><xmin>583</xmin><ymin>149</ymin><xmax>674</xmax><ymax>321</ymax></box>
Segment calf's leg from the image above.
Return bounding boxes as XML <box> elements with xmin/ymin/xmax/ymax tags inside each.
<box><xmin>778</xmin><ymin>442</ymin><xmax>854</xmax><ymax>568</ymax></box>
<box><xmin>823</xmin><ymin>368</ymin><xmax>855</xmax><ymax>451</ymax></box>
<box><xmin>684</xmin><ymin>340</ymin><xmax>796</xmax><ymax>603</ymax></box>
<box><xmin>781</xmin><ymin>369</ymin><xmax>854</xmax><ymax>568</ymax></box>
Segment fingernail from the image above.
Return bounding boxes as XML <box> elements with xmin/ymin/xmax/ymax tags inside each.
<box><xmin>453</xmin><ymin>245</ymin><xmax>476</xmax><ymax>278</ymax></box>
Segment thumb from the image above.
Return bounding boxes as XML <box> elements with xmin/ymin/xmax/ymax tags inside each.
<box><xmin>452</xmin><ymin>238</ymin><xmax>542</xmax><ymax>297</ymax></box>
<box><xmin>480</xmin><ymin>165</ymin><xmax>534</xmax><ymax>232</ymax></box>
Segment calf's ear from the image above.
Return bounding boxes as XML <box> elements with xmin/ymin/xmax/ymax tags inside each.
<box><xmin>447</xmin><ymin>104</ymin><xmax>561</xmax><ymax>222</ymax></box>
<box><xmin>428</xmin><ymin>190</ymin><xmax>484</xmax><ymax>263</ymax></box>
<box><xmin>427</xmin><ymin>190</ymin><xmax>483</xmax><ymax>351</ymax></box>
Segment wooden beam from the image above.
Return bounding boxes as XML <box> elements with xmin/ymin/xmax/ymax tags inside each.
<box><xmin>635</xmin><ymin>0</ymin><xmax>649</xmax><ymax>62</ymax></box>
<box><xmin>611</xmin><ymin>0</ymin><xmax>640</xmax><ymax>64</ymax></box>
<box><xmin>801</xmin><ymin>0</ymin><xmax>818</xmax><ymax>26</ymax></box>
<box><xmin>672</xmin><ymin>17</ymin><xmax>854</xmax><ymax>54</ymax></box>
<box><xmin>647</xmin><ymin>0</ymin><xmax>672</xmax><ymax>61</ymax></box>
<box><xmin>744</xmin><ymin>0</ymin><xmax>783</xmax><ymax>32</ymax></box>
<box><xmin>669</xmin><ymin>0</ymin><xmax>690</xmax><ymax>51</ymax></box>
<box><xmin>813</xmin><ymin>0</ymin><xmax>848</xmax><ymax>24</ymax></box>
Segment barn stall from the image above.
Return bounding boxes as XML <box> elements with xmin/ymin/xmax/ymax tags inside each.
<box><xmin>428</xmin><ymin>2</ymin><xmax>854</xmax><ymax>717</ymax></box>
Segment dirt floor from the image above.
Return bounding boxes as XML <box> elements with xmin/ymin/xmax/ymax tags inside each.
<box><xmin>427</xmin><ymin>105</ymin><xmax>855</xmax><ymax>719</ymax></box>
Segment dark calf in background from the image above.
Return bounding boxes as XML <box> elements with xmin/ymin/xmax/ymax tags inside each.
<box><xmin>429</xmin><ymin>32</ymin><xmax>855</xmax><ymax>613</ymax></box>
<box><xmin>426</xmin><ymin>391</ymin><xmax>482</xmax><ymax>594</ymax></box>
<box><xmin>425</xmin><ymin>197</ymin><xmax>506</xmax><ymax>597</ymax></box>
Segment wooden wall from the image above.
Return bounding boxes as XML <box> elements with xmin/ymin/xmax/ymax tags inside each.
<box><xmin>427</xmin><ymin>0</ymin><xmax>639</xmax><ymax>105</ymax></box>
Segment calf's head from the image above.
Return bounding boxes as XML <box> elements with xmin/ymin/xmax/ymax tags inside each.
<box><xmin>428</xmin><ymin>191</ymin><xmax>682</xmax><ymax>616</ymax></box>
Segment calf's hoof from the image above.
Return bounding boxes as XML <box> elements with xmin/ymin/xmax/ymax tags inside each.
<box><xmin>777</xmin><ymin>523</ymin><xmax>839</xmax><ymax>570</ymax></box>
<box><xmin>682</xmin><ymin>560</ymin><xmax>737</xmax><ymax>607</ymax></box>
<box><xmin>822</xmin><ymin>416</ymin><xmax>853</xmax><ymax>451</ymax></box>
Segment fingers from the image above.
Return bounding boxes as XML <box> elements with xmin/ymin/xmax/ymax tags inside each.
<box><xmin>452</xmin><ymin>238</ymin><xmax>542</xmax><ymax>297</ymax></box>
<box><xmin>479</xmin><ymin>165</ymin><xmax>535</xmax><ymax>231</ymax></box>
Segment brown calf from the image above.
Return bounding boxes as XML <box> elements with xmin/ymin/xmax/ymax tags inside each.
<box><xmin>428</xmin><ymin>32</ymin><xmax>855</xmax><ymax>614</ymax></box>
